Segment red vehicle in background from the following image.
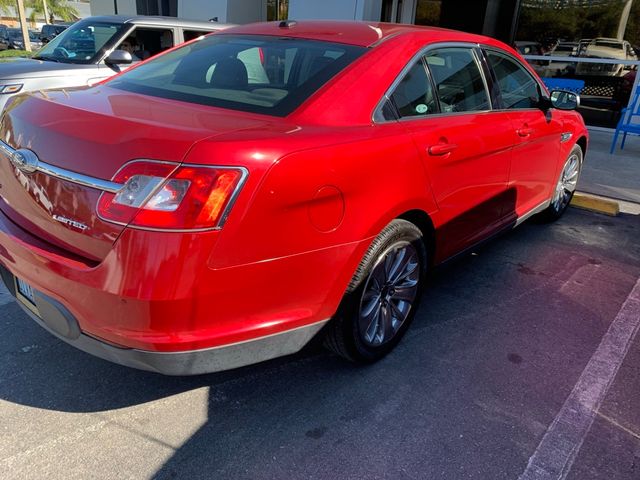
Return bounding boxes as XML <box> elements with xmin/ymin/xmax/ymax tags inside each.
<box><xmin>0</xmin><ymin>21</ymin><xmax>587</xmax><ymax>374</ymax></box>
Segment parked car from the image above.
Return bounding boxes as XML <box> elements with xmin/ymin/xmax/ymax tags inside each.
<box><xmin>0</xmin><ymin>25</ymin><xmax>8</xmax><ymax>51</ymax></box>
<box><xmin>515</xmin><ymin>40</ymin><xmax>544</xmax><ymax>56</ymax></box>
<box><xmin>0</xmin><ymin>15</ymin><xmax>231</xmax><ymax>112</ymax></box>
<box><xmin>40</xmin><ymin>22</ymin><xmax>71</xmax><ymax>44</ymax></box>
<box><xmin>576</xmin><ymin>37</ymin><xmax>638</xmax><ymax>76</ymax></box>
<box><xmin>550</xmin><ymin>41</ymin><xmax>579</xmax><ymax>57</ymax></box>
<box><xmin>4</xmin><ymin>28</ymin><xmax>43</xmax><ymax>50</ymax></box>
<box><xmin>541</xmin><ymin>41</ymin><xmax>580</xmax><ymax>76</ymax></box>
<box><xmin>515</xmin><ymin>40</ymin><xmax>549</xmax><ymax>74</ymax></box>
<box><xmin>0</xmin><ymin>21</ymin><xmax>587</xmax><ymax>375</ymax></box>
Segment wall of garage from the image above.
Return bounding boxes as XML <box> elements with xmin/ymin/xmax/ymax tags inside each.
<box><xmin>90</xmin><ymin>0</ymin><xmax>266</xmax><ymax>23</ymax></box>
<box><xmin>91</xmin><ymin>0</ymin><xmax>137</xmax><ymax>15</ymax></box>
<box><xmin>288</xmin><ymin>0</ymin><xmax>383</xmax><ymax>22</ymax></box>
<box><xmin>223</xmin><ymin>0</ymin><xmax>267</xmax><ymax>24</ymax></box>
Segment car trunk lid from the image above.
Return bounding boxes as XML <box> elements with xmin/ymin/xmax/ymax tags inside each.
<box><xmin>0</xmin><ymin>87</ymin><xmax>268</xmax><ymax>262</ymax></box>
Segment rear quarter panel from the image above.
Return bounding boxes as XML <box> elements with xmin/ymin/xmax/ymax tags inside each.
<box><xmin>197</xmin><ymin>124</ymin><xmax>438</xmax><ymax>321</ymax></box>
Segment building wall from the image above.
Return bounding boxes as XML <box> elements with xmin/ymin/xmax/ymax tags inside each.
<box><xmin>91</xmin><ymin>0</ymin><xmax>265</xmax><ymax>23</ymax></box>
<box><xmin>179</xmin><ymin>0</ymin><xmax>227</xmax><ymax>22</ymax></box>
<box><xmin>227</xmin><ymin>0</ymin><xmax>266</xmax><ymax>24</ymax></box>
<box><xmin>91</xmin><ymin>0</ymin><xmax>137</xmax><ymax>15</ymax></box>
<box><xmin>289</xmin><ymin>0</ymin><xmax>382</xmax><ymax>21</ymax></box>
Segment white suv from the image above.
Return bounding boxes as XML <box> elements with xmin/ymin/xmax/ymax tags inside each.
<box><xmin>576</xmin><ymin>38</ymin><xmax>637</xmax><ymax>76</ymax></box>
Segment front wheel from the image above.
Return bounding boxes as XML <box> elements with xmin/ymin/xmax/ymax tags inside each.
<box><xmin>324</xmin><ymin>219</ymin><xmax>427</xmax><ymax>363</ymax></box>
<box><xmin>538</xmin><ymin>144</ymin><xmax>583</xmax><ymax>222</ymax></box>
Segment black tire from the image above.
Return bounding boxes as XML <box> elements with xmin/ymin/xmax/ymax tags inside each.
<box><xmin>324</xmin><ymin>219</ymin><xmax>427</xmax><ymax>363</ymax></box>
<box><xmin>537</xmin><ymin>144</ymin><xmax>583</xmax><ymax>222</ymax></box>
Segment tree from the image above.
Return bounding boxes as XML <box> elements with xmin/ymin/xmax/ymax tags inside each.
<box><xmin>27</xmin><ymin>0</ymin><xmax>79</xmax><ymax>24</ymax></box>
<box><xmin>0</xmin><ymin>0</ymin><xmax>14</xmax><ymax>16</ymax></box>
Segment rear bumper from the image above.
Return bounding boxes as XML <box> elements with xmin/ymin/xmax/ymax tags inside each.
<box><xmin>0</xmin><ymin>204</ymin><xmax>367</xmax><ymax>373</ymax></box>
<box><xmin>1</xmin><ymin>264</ymin><xmax>327</xmax><ymax>375</ymax></box>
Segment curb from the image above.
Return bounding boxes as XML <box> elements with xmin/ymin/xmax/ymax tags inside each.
<box><xmin>571</xmin><ymin>192</ymin><xmax>620</xmax><ymax>216</ymax></box>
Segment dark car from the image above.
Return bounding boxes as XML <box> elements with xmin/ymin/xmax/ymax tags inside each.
<box><xmin>40</xmin><ymin>23</ymin><xmax>71</xmax><ymax>44</ymax></box>
<box><xmin>0</xmin><ymin>24</ymin><xmax>8</xmax><ymax>51</ymax></box>
<box><xmin>4</xmin><ymin>28</ymin><xmax>43</xmax><ymax>50</ymax></box>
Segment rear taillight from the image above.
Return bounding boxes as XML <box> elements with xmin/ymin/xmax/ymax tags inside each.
<box><xmin>97</xmin><ymin>161</ymin><xmax>247</xmax><ymax>230</ymax></box>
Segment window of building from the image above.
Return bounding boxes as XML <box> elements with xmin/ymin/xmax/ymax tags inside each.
<box><xmin>137</xmin><ymin>0</ymin><xmax>177</xmax><ymax>16</ymax></box>
<box><xmin>267</xmin><ymin>0</ymin><xmax>289</xmax><ymax>21</ymax></box>
<box><xmin>414</xmin><ymin>0</ymin><xmax>443</xmax><ymax>26</ymax></box>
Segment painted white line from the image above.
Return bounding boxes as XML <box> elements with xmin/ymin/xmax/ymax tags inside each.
<box><xmin>519</xmin><ymin>276</ymin><xmax>640</xmax><ymax>480</ymax></box>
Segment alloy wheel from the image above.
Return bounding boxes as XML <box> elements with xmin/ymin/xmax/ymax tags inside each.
<box><xmin>358</xmin><ymin>241</ymin><xmax>420</xmax><ymax>347</ymax></box>
<box><xmin>551</xmin><ymin>151</ymin><xmax>581</xmax><ymax>212</ymax></box>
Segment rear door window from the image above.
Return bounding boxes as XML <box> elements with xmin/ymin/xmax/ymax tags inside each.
<box><xmin>425</xmin><ymin>47</ymin><xmax>491</xmax><ymax>113</ymax></box>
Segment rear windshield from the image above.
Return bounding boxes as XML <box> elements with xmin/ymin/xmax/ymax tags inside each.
<box><xmin>108</xmin><ymin>35</ymin><xmax>367</xmax><ymax>117</ymax></box>
<box><xmin>593</xmin><ymin>40</ymin><xmax>623</xmax><ymax>49</ymax></box>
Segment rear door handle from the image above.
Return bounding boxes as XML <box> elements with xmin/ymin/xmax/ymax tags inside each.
<box><xmin>517</xmin><ymin>127</ymin><xmax>534</xmax><ymax>137</ymax></box>
<box><xmin>428</xmin><ymin>143</ymin><xmax>458</xmax><ymax>156</ymax></box>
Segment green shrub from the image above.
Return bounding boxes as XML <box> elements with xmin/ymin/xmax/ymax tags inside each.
<box><xmin>0</xmin><ymin>50</ymin><xmax>35</xmax><ymax>58</ymax></box>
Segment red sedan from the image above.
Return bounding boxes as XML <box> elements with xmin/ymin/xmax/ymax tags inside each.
<box><xmin>0</xmin><ymin>21</ymin><xmax>587</xmax><ymax>374</ymax></box>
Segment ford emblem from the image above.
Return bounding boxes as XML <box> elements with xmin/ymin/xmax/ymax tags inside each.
<box><xmin>10</xmin><ymin>149</ymin><xmax>39</xmax><ymax>174</ymax></box>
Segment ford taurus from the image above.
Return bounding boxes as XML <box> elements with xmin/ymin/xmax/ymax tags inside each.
<box><xmin>0</xmin><ymin>21</ymin><xmax>587</xmax><ymax>374</ymax></box>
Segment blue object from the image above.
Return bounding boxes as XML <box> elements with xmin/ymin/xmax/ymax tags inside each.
<box><xmin>610</xmin><ymin>84</ymin><xmax>640</xmax><ymax>153</ymax></box>
<box><xmin>542</xmin><ymin>78</ymin><xmax>585</xmax><ymax>94</ymax></box>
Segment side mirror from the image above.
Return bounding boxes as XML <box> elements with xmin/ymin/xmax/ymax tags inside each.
<box><xmin>105</xmin><ymin>49</ymin><xmax>132</xmax><ymax>66</ymax></box>
<box><xmin>549</xmin><ymin>89</ymin><xmax>580</xmax><ymax>110</ymax></box>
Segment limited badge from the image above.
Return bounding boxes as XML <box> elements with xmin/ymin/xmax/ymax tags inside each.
<box><xmin>415</xmin><ymin>104</ymin><xmax>428</xmax><ymax>114</ymax></box>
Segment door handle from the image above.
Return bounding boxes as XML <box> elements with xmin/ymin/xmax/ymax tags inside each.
<box><xmin>428</xmin><ymin>143</ymin><xmax>458</xmax><ymax>156</ymax></box>
<box><xmin>517</xmin><ymin>127</ymin><xmax>534</xmax><ymax>137</ymax></box>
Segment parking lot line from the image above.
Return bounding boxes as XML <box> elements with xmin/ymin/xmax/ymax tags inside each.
<box><xmin>518</xmin><ymin>276</ymin><xmax>640</xmax><ymax>480</ymax></box>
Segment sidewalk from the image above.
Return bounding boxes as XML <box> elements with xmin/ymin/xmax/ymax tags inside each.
<box><xmin>580</xmin><ymin>128</ymin><xmax>640</xmax><ymax>204</ymax></box>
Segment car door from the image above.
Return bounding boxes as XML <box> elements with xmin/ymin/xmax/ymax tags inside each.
<box><xmin>378</xmin><ymin>46</ymin><xmax>513</xmax><ymax>260</ymax></box>
<box><xmin>484</xmin><ymin>49</ymin><xmax>563</xmax><ymax>218</ymax></box>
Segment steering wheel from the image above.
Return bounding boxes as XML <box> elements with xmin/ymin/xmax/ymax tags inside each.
<box><xmin>53</xmin><ymin>47</ymin><xmax>71</xmax><ymax>58</ymax></box>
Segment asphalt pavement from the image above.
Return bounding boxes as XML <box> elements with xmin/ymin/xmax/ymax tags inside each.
<box><xmin>1</xmin><ymin>206</ymin><xmax>639</xmax><ymax>480</ymax></box>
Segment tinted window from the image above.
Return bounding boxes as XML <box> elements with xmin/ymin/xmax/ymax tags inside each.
<box><xmin>183</xmin><ymin>30</ymin><xmax>210</xmax><ymax>42</ymax></box>
<box><xmin>486</xmin><ymin>51</ymin><xmax>540</xmax><ymax>110</ymax></box>
<box><xmin>108</xmin><ymin>35</ymin><xmax>366</xmax><ymax>117</ymax></box>
<box><xmin>388</xmin><ymin>59</ymin><xmax>436</xmax><ymax>119</ymax></box>
<box><xmin>425</xmin><ymin>48</ymin><xmax>490</xmax><ymax>113</ymax></box>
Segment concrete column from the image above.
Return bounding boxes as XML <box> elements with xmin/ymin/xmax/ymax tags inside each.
<box><xmin>617</xmin><ymin>0</ymin><xmax>634</xmax><ymax>41</ymax></box>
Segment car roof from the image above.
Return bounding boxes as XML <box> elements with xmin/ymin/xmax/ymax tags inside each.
<box><xmin>221</xmin><ymin>20</ymin><xmax>498</xmax><ymax>48</ymax></box>
<box><xmin>85</xmin><ymin>15</ymin><xmax>232</xmax><ymax>29</ymax></box>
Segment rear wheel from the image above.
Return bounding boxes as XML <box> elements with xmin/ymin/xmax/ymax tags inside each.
<box><xmin>324</xmin><ymin>219</ymin><xmax>427</xmax><ymax>363</ymax></box>
<box><xmin>538</xmin><ymin>144</ymin><xmax>582</xmax><ymax>222</ymax></box>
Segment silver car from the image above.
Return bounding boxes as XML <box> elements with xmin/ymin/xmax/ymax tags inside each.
<box><xmin>0</xmin><ymin>15</ymin><xmax>231</xmax><ymax>112</ymax></box>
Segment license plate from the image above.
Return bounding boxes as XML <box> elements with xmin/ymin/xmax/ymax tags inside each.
<box><xmin>16</xmin><ymin>277</ymin><xmax>36</xmax><ymax>305</ymax></box>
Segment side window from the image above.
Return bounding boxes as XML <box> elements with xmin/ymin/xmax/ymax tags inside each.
<box><xmin>486</xmin><ymin>50</ymin><xmax>541</xmax><ymax>110</ymax></box>
<box><xmin>425</xmin><ymin>48</ymin><xmax>490</xmax><ymax>113</ymax></box>
<box><xmin>119</xmin><ymin>28</ymin><xmax>175</xmax><ymax>61</ymax></box>
<box><xmin>183</xmin><ymin>30</ymin><xmax>209</xmax><ymax>42</ymax></box>
<box><xmin>388</xmin><ymin>59</ymin><xmax>436</xmax><ymax>119</ymax></box>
